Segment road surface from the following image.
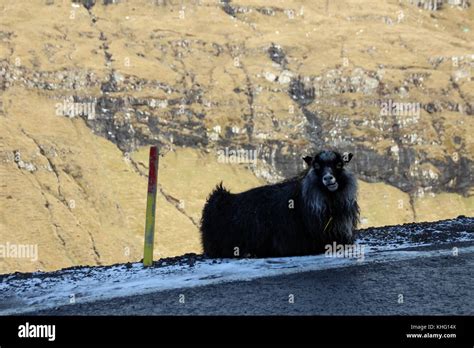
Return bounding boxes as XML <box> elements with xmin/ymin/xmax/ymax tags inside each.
<box><xmin>1</xmin><ymin>216</ymin><xmax>473</xmax><ymax>316</ymax></box>
<box><xmin>30</xmin><ymin>244</ymin><xmax>474</xmax><ymax>315</ymax></box>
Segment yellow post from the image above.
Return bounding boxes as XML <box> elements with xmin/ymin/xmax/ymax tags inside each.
<box><xmin>143</xmin><ymin>146</ymin><xmax>159</xmax><ymax>267</ymax></box>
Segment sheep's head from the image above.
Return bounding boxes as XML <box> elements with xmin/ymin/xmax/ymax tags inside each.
<box><xmin>303</xmin><ymin>150</ymin><xmax>353</xmax><ymax>192</ymax></box>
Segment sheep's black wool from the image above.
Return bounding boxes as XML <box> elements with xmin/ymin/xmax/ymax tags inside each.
<box><xmin>200</xmin><ymin>150</ymin><xmax>360</xmax><ymax>258</ymax></box>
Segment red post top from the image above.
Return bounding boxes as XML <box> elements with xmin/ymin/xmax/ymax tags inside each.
<box><xmin>147</xmin><ymin>146</ymin><xmax>158</xmax><ymax>194</ymax></box>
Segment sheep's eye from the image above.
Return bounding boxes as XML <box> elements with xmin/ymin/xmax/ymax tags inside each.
<box><xmin>313</xmin><ymin>163</ymin><xmax>320</xmax><ymax>170</ymax></box>
<box><xmin>336</xmin><ymin>162</ymin><xmax>343</xmax><ymax>169</ymax></box>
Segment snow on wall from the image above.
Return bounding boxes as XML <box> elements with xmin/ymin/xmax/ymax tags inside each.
<box><xmin>0</xmin><ymin>217</ymin><xmax>473</xmax><ymax>315</ymax></box>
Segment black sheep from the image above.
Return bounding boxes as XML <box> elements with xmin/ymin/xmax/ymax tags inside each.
<box><xmin>200</xmin><ymin>150</ymin><xmax>360</xmax><ymax>258</ymax></box>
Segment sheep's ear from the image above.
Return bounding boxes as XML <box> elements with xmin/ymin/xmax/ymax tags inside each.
<box><xmin>342</xmin><ymin>152</ymin><xmax>353</xmax><ymax>164</ymax></box>
<box><xmin>303</xmin><ymin>156</ymin><xmax>313</xmax><ymax>166</ymax></box>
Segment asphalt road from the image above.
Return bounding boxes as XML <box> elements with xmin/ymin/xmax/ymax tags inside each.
<box><xmin>32</xmin><ymin>248</ymin><xmax>474</xmax><ymax>315</ymax></box>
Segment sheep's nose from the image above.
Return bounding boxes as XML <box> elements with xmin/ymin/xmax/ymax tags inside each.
<box><xmin>323</xmin><ymin>174</ymin><xmax>336</xmax><ymax>185</ymax></box>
